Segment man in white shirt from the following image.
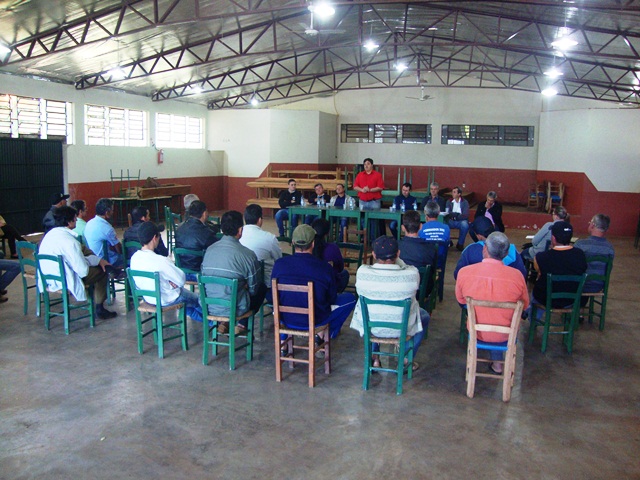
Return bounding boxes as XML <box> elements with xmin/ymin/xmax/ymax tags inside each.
<box><xmin>130</xmin><ymin>222</ymin><xmax>202</xmax><ymax>322</ymax></box>
<box><xmin>38</xmin><ymin>206</ymin><xmax>117</xmax><ymax>319</ymax></box>
<box><xmin>239</xmin><ymin>204</ymin><xmax>282</xmax><ymax>288</ymax></box>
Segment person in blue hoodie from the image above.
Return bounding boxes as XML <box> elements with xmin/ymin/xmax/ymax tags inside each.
<box><xmin>453</xmin><ymin>216</ymin><xmax>527</xmax><ymax>280</ymax></box>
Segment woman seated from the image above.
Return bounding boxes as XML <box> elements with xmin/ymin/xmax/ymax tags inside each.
<box><xmin>311</xmin><ymin>218</ymin><xmax>350</xmax><ymax>293</ymax></box>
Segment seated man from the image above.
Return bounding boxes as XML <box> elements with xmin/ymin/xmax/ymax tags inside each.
<box><xmin>84</xmin><ymin>198</ymin><xmax>123</xmax><ymax>268</ymax></box>
<box><xmin>531</xmin><ymin>221</ymin><xmax>587</xmax><ymax>313</ymax></box>
<box><xmin>574</xmin><ymin>213</ymin><xmax>614</xmax><ymax>293</ymax></box>
<box><xmin>328</xmin><ymin>183</ymin><xmax>354</xmax><ymax>241</ymax></box>
<box><xmin>38</xmin><ymin>206</ymin><xmax>116</xmax><ymax>319</ymax></box>
<box><xmin>175</xmin><ymin>200</ymin><xmax>218</xmax><ymax>280</ymax></box>
<box><xmin>270</xmin><ymin>224</ymin><xmax>356</xmax><ymax>339</ymax></box>
<box><xmin>390</xmin><ymin>182</ymin><xmax>418</xmax><ymax>238</ymax></box>
<box><xmin>350</xmin><ymin>236</ymin><xmax>430</xmax><ymax>370</ymax></box>
<box><xmin>0</xmin><ymin>259</ymin><xmax>21</xmax><ymax>303</ymax></box>
<box><xmin>201</xmin><ymin>211</ymin><xmax>266</xmax><ymax>332</ymax></box>
<box><xmin>420</xmin><ymin>181</ymin><xmax>447</xmax><ymax>213</ymax></box>
<box><xmin>124</xmin><ymin>206</ymin><xmax>168</xmax><ymax>259</ymax></box>
<box><xmin>275</xmin><ymin>179</ymin><xmax>303</xmax><ymax>238</ymax></box>
<box><xmin>469</xmin><ymin>191</ymin><xmax>504</xmax><ymax>242</ymax></box>
<box><xmin>130</xmin><ymin>222</ymin><xmax>202</xmax><ymax>322</ymax></box>
<box><xmin>446</xmin><ymin>186</ymin><xmax>470</xmax><ymax>251</ymax></box>
<box><xmin>239</xmin><ymin>204</ymin><xmax>282</xmax><ymax>288</ymax></box>
<box><xmin>70</xmin><ymin>200</ymin><xmax>88</xmax><ymax>237</ymax></box>
<box><xmin>522</xmin><ymin>206</ymin><xmax>568</xmax><ymax>262</ymax></box>
<box><xmin>418</xmin><ymin>201</ymin><xmax>450</xmax><ymax>270</ymax></box>
<box><xmin>399</xmin><ymin>211</ymin><xmax>437</xmax><ymax>296</ymax></box>
<box><xmin>304</xmin><ymin>183</ymin><xmax>331</xmax><ymax>225</ymax></box>
<box><xmin>0</xmin><ymin>214</ymin><xmax>26</xmax><ymax>259</ymax></box>
<box><xmin>183</xmin><ymin>193</ymin><xmax>199</xmax><ymax>212</ymax></box>
<box><xmin>454</xmin><ymin>216</ymin><xmax>527</xmax><ymax>280</ymax></box>
<box><xmin>455</xmin><ymin>232</ymin><xmax>529</xmax><ymax>373</ymax></box>
<box><xmin>43</xmin><ymin>193</ymin><xmax>69</xmax><ymax>232</ymax></box>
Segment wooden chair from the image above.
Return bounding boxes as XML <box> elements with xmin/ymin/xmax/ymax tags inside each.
<box><xmin>198</xmin><ymin>275</ymin><xmax>255</xmax><ymax>370</ymax></box>
<box><xmin>465</xmin><ymin>298</ymin><xmax>524</xmax><ymax>402</ymax></box>
<box><xmin>272</xmin><ymin>279</ymin><xmax>330</xmax><ymax>388</ymax></box>
<box><xmin>546</xmin><ymin>181</ymin><xmax>564</xmax><ymax>213</ymax></box>
<box><xmin>16</xmin><ymin>240</ymin><xmax>42</xmax><ymax>316</ymax></box>
<box><xmin>127</xmin><ymin>268</ymin><xmax>188</xmax><ymax>358</ymax></box>
<box><xmin>174</xmin><ymin>247</ymin><xmax>204</xmax><ymax>291</ymax></box>
<box><xmin>528</xmin><ymin>182</ymin><xmax>546</xmax><ymax>211</ymax></box>
<box><xmin>360</xmin><ymin>296</ymin><xmax>414</xmax><ymax>395</ymax></box>
<box><xmin>528</xmin><ymin>273</ymin><xmax>587</xmax><ymax>353</ymax></box>
<box><xmin>36</xmin><ymin>253</ymin><xmax>95</xmax><ymax>334</ymax></box>
<box><xmin>582</xmin><ymin>255</ymin><xmax>614</xmax><ymax>331</ymax></box>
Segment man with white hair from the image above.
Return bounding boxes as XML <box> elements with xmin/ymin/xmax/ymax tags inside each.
<box><xmin>574</xmin><ymin>213</ymin><xmax>614</xmax><ymax>293</ymax></box>
<box><xmin>455</xmin><ymin>232</ymin><xmax>529</xmax><ymax>373</ymax></box>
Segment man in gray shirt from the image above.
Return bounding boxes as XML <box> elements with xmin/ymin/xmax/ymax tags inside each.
<box><xmin>522</xmin><ymin>206</ymin><xmax>568</xmax><ymax>261</ymax></box>
<box><xmin>574</xmin><ymin>213</ymin><xmax>614</xmax><ymax>293</ymax></box>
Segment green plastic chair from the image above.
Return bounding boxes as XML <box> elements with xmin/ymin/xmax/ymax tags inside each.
<box><xmin>417</xmin><ymin>264</ymin><xmax>436</xmax><ymax>314</ymax></box>
<box><xmin>102</xmin><ymin>240</ymin><xmax>126</xmax><ymax>307</ymax></box>
<box><xmin>35</xmin><ymin>253</ymin><xmax>95</xmax><ymax>334</ymax></box>
<box><xmin>16</xmin><ymin>241</ymin><xmax>42</xmax><ymax>316</ymax></box>
<box><xmin>164</xmin><ymin>206</ymin><xmax>182</xmax><ymax>255</ymax></box>
<box><xmin>360</xmin><ymin>296</ymin><xmax>414</xmax><ymax>395</ymax></box>
<box><xmin>583</xmin><ymin>255</ymin><xmax>614</xmax><ymax>331</ymax></box>
<box><xmin>127</xmin><ymin>268</ymin><xmax>188</xmax><ymax>358</ymax></box>
<box><xmin>459</xmin><ymin>306</ymin><xmax>468</xmax><ymax>344</ymax></box>
<box><xmin>337</xmin><ymin>241</ymin><xmax>363</xmax><ymax>293</ymax></box>
<box><xmin>174</xmin><ymin>247</ymin><xmax>204</xmax><ymax>292</ymax></box>
<box><xmin>122</xmin><ymin>240</ymin><xmax>142</xmax><ymax>311</ymax></box>
<box><xmin>528</xmin><ymin>273</ymin><xmax>588</xmax><ymax>353</ymax></box>
<box><xmin>198</xmin><ymin>275</ymin><xmax>255</xmax><ymax>370</ymax></box>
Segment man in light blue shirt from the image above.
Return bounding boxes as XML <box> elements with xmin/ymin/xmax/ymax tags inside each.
<box><xmin>84</xmin><ymin>198</ymin><xmax>123</xmax><ymax>268</ymax></box>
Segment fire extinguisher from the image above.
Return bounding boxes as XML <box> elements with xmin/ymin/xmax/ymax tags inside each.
<box><xmin>157</xmin><ymin>149</ymin><xmax>164</xmax><ymax>164</ymax></box>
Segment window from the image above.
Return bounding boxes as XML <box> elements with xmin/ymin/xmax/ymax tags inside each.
<box><xmin>85</xmin><ymin>104</ymin><xmax>147</xmax><ymax>146</ymax></box>
<box><xmin>341</xmin><ymin>123</ymin><xmax>431</xmax><ymax>144</ymax></box>
<box><xmin>441</xmin><ymin>124</ymin><xmax>534</xmax><ymax>146</ymax></box>
<box><xmin>155</xmin><ymin>113</ymin><xmax>203</xmax><ymax>149</ymax></box>
<box><xmin>0</xmin><ymin>94</ymin><xmax>73</xmax><ymax>142</ymax></box>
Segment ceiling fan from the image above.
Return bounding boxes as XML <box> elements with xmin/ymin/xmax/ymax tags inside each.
<box><xmin>297</xmin><ymin>5</ymin><xmax>345</xmax><ymax>36</ymax></box>
<box><xmin>406</xmin><ymin>85</ymin><xmax>434</xmax><ymax>101</ymax></box>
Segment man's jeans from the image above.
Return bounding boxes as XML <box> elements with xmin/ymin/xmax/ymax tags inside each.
<box><xmin>373</xmin><ymin>308</ymin><xmax>430</xmax><ymax>358</ymax></box>
<box><xmin>0</xmin><ymin>260</ymin><xmax>21</xmax><ymax>291</ymax></box>
<box><xmin>166</xmin><ymin>287</ymin><xmax>202</xmax><ymax>322</ymax></box>
<box><xmin>448</xmin><ymin>219</ymin><xmax>470</xmax><ymax>246</ymax></box>
<box><xmin>275</xmin><ymin>209</ymin><xmax>299</xmax><ymax>237</ymax></box>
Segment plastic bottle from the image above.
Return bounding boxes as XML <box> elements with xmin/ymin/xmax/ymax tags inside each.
<box><xmin>413</xmin><ymin>201</ymin><xmax>418</xmax><ymax>210</ymax></box>
<box><xmin>300</xmin><ymin>195</ymin><xmax>305</xmax><ymax>206</ymax></box>
<box><xmin>400</xmin><ymin>202</ymin><xmax>405</xmax><ymax>213</ymax></box>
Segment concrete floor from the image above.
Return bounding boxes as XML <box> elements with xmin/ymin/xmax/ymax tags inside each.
<box><xmin>1</xmin><ymin>223</ymin><xmax>639</xmax><ymax>479</ymax></box>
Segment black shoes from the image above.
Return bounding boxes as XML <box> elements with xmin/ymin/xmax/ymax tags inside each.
<box><xmin>96</xmin><ymin>305</ymin><xmax>117</xmax><ymax>319</ymax></box>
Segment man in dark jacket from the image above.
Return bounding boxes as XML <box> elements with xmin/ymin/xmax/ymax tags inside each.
<box><xmin>123</xmin><ymin>206</ymin><xmax>168</xmax><ymax>259</ymax></box>
<box><xmin>469</xmin><ymin>191</ymin><xmax>504</xmax><ymax>242</ymax></box>
<box><xmin>175</xmin><ymin>200</ymin><xmax>218</xmax><ymax>277</ymax></box>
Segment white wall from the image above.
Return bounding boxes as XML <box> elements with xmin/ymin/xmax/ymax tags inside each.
<box><xmin>539</xmin><ymin>108</ymin><xmax>640</xmax><ymax>193</ymax></box>
<box><xmin>1</xmin><ymin>74</ymin><xmax>215</xmax><ymax>186</ymax></box>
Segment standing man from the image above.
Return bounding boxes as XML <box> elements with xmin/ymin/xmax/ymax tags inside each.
<box><xmin>350</xmin><ymin>236</ymin><xmax>430</xmax><ymax>370</ymax></box>
<box><xmin>420</xmin><ymin>182</ymin><xmax>447</xmax><ymax>212</ymax></box>
<box><xmin>305</xmin><ymin>183</ymin><xmax>331</xmax><ymax>225</ymax></box>
<box><xmin>275</xmin><ymin>179</ymin><xmax>303</xmax><ymax>238</ymax></box>
<box><xmin>84</xmin><ymin>198</ymin><xmax>123</xmax><ymax>268</ymax></box>
<box><xmin>419</xmin><ymin>200</ymin><xmax>450</xmax><ymax>269</ymax></box>
<box><xmin>270</xmin><ymin>224</ymin><xmax>356</xmax><ymax>339</ymax></box>
<box><xmin>521</xmin><ymin>206</ymin><xmax>568</xmax><ymax>262</ymax></box>
<box><xmin>70</xmin><ymin>200</ymin><xmax>88</xmax><ymax>237</ymax></box>
<box><xmin>574</xmin><ymin>214</ymin><xmax>614</xmax><ymax>293</ymax></box>
<box><xmin>329</xmin><ymin>183</ymin><xmax>354</xmax><ymax>241</ymax></box>
<box><xmin>446</xmin><ymin>186</ymin><xmax>470</xmax><ymax>251</ymax></box>
<box><xmin>38</xmin><ymin>206</ymin><xmax>117</xmax><ymax>319</ymax></box>
<box><xmin>353</xmin><ymin>158</ymin><xmax>384</xmax><ymax>210</ymax></box>
<box><xmin>455</xmin><ymin>232</ymin><xmax>529</xmax><ymax>373</ymax></box>
<box><xmin>201</xmin><ymin>211</ymin><xmax>266</xmax><ymax>332</ymax></box>
<box><xmin>43</xmin><ymin>192</ymin><xmax>69</xmax><ymax>232</ymax></box>
<box><xmin>240</xmin><ymin>204</ymin><xmax>282</xmax><ymax>288</ymax></box>
<box><xmin>130</xmin><ymin>222</ymin><xmax>202</xmax><ymax>322</ymax></box>
<box><xmin>469</xmin><ymin>191</ymin><xmax>504</xmax><ymax>242</ymax></box>
<box><xmin>389</xmin><ymin>182</ymin><xmax>417</xmax><ymax>238</ymax></box>
<box><xmin>175</xmin><ymin>200</ymin><xmax>218</xmax><ymax>279</ymax></box>
<box><xmin>124</xmin><ymin>206</ymin><xmax>168</xmax><ymax>259</ymax></box>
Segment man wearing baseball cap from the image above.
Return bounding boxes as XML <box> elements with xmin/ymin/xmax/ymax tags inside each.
<box><xmin>269</xmin><ymin>224</ymin><xmax>356</xmax><ymax>339</ymax></box>
<box><xmin>350</xmin><ymin>235</ymin><xmax>430</xmax><ymax>371</ymax></box>
<box><xmin>532</xmin><ymin>221</ymin><xmax>587</xmax><ymax>310</ymax></box>
<box><xmin>43</xmin><ymin>192</ymin><xmax>70</xmax><ymax>232</ymax></box>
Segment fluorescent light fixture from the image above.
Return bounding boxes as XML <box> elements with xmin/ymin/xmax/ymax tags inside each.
<box><xmin>395</xmin><ymin>63</ymin><xmax>408</xmax><ymax>72</ymax></box>
<box><xmin>363</xmin><ymin>40</ymin><xmax>379</xmax><ymax>51</ymax></box>
<box><xmin>0</xmin><ymin>43</ymin><xmax>10</xmax><ymax>56</ymax></box>
<box><xmin>187</xmin><ymin>85</ymin><xmax>203</xmax><ymax>94</ymax></box>
<box><xmin>541</xmin><ymin>87</ymin><xmax>558</xmax><ymax>96</ymax></box>
<box><xmin>544</xmin><ymin>68</ymin><xmax>563</xmax><ymax>78</ymax></box>
<box><xmin>551</xmin><ymin>37</ymin><xmax>578</xmax><ymax>50</ymax></box>
<box><xmin>309</xmin><ymin>3</ymin><xmax>335</xmax><ymax>18</ymax></box>
<box><xmin>108</xmin><ymin>67</ymin><xmax>127</xmax><ymax>80</ymax></box>
<box><xmin>428</xmin><ymin>27</ymin><xmax>438</xmax><ymax>31</ymax></box>
<box><xmin>251</xmin><ymin>98</ymin><xmax>259</xmax><ymax>106</ymax></box>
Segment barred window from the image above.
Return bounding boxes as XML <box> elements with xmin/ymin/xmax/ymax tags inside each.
<box><xmin>0</xmin><ymin>94</ymin><xmax>73</xmax><ymax>142</ymax></box>
<box><xmin>341</xmin><ymin>123</ymin><xmax>431</xmax><ymax>144</ymax></box>
<box><xmin>85</xmin><ymin>104</ymin><xmax>147</xmax><ymax>147</ymax></box>
<box><xmin>442</xmin><ymin>125</ymin><xmax>534</xmax><ymax>146</ymax></box>
<box><xmin>155</xmin><ymin>113</ymin><xmax>203</xmax><ymax>149</ymax></box>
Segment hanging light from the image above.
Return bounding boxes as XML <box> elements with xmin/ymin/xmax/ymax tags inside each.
<box><xmin>309</xmin><ymin>3</ymin><xmax>335</xmax><ymax>18</ymax></box>
<box><xmin>251</xmin><ymin>97</ymin><xmax>260</xmax><ymax>106</ymax></box>
<box><xmin>551</xmin><ymin>37</ymin><xmax>578</xmax><ymax>50</ymax></box>
<box><xmin>541</xmin><ymin>87</ymin><xmax>558</xmax><ymax>97</ymax></box>
<box><xmin>544</xmin><ymin>68</ymin><xmax>563</xmax><ymax>78</ymax></box>
<box><xmin>107</xmin><ymin>67</ymin><xmax>127</xmax><ymax>80</ymax></box>
<box><xmin>395</xmin><ymin>63</ymin><xmax>408</xmax><ymax>72</ymax></box>
<box><xmin>363</xmin><ymin>40</ymin><xmax>379</xmax><ymax>51</ymax></box>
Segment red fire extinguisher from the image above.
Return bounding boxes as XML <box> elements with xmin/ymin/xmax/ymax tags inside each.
<box><xmin>157</xmin><ymin>149</ymin><xmax>164</xmax><ymax>164</ymax></box>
